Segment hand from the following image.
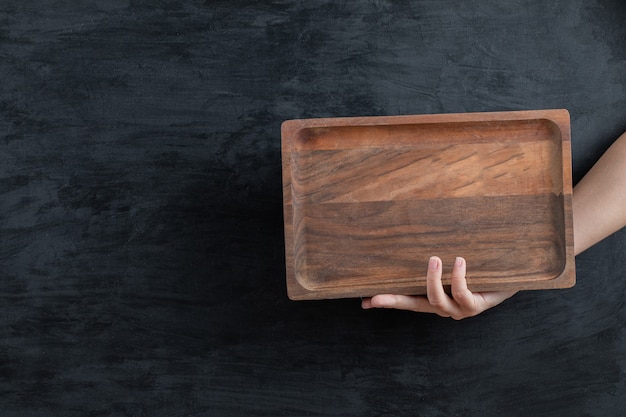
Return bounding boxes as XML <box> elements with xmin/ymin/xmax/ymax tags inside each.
<box><xmin>361</xmin><ymin>256</ymin><xmax>517</xmax><ymax>320</ymax></box>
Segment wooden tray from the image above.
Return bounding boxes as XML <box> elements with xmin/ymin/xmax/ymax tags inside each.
<box><xmin>282</xmin><ymin>110</ymin><xmax>575</xmax><ymax>300</ymax></box>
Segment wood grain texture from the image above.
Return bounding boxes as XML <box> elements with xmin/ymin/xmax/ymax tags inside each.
<box><xmin>283</xmin><ymin>110</ymin><xmax>574</xmax><ymax>299</ymax></box>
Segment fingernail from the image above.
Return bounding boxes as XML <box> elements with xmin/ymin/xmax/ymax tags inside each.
<box><xmin>428</xmin><ymin>256</ymin><xmax>438</xmax><ymax>270</ymax></box>
<box><xmin>455</xmin><ymin>257</ymin><xmax>463</xmax><ymax>266</ymax></box>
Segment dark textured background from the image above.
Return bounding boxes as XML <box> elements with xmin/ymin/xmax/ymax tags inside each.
<box><xmin>1</xmin><ymin>1</ymin><xmax>625</xmax><ymax>416</ymax></box>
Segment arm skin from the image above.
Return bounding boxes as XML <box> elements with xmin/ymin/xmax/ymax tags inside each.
<box><xmin>362</xmin><ymin>131</ymin><xmax>626</xmax><ymax>320</ymax></box>
<box><xmin>572</xmin><ymin>131</ymin><xmax>626</xmax><ymax>254</ymax></box>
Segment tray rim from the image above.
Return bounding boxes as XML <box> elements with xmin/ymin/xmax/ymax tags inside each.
<box><xmin>282</xmin><ymin>109</ymin><xmax>575</xmax><ymax>300</ymax></box>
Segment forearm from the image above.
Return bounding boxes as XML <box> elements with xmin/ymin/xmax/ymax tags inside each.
<box><xmin>573</xmin><ymin>131</ymin><xmax>626</xmax><ymax>255</ymax></box>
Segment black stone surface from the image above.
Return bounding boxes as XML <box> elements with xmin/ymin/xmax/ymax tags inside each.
<box><xmin>1</xmin><ymin>1</ymin><xmax>625</xmax><ymax>416</ymax></box>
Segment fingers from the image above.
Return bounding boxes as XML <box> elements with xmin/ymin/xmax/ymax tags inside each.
<box><xmin>450</xmin><ymin>256</ymin><xmax>477</xmax><ymax>312</ymax></box>
<box><xmin>362</xmin><ymin>294</ymin><xmax>437</xmax><ymax>313</ymax></box>
<box><xmin>426</xmin><ymin>256</ymin><xmax>455</xmax><ymax>315</ymax></box>
<box><xmin>362</xmin><ymin>256</ymin><xmax>516</xmax><ymax>319</ymax></box>
<box><xmin>363</xmin><ymin>256</ymin><xmax>461</xmax><ymax>317</ymax></box>
<box><xmin>361</xmin><ymin>297</ymin><xmax>374</xmax><ymax>309</ymax></box>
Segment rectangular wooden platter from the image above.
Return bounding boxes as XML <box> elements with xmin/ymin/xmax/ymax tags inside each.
<box><xmin>282</xmin><ymin>110</ymin><xmax>575</xmax><ymax>300</ymax></box>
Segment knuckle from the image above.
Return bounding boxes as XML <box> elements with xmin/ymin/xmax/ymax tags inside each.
<box><xmin>452</xmin><ymin>290</ymin><xmax>469</xmax><ymax>302</ymax></box>
<box><xmin>429</xmin><ymin>298</ymin><xmax>446</xmax><ymax>309</ymax></box>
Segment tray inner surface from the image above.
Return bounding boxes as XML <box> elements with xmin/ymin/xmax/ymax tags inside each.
<box><xmin>290</xmin><ymin>119</ymin><xmax>565</xmax><ymax>291</ymax></box>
